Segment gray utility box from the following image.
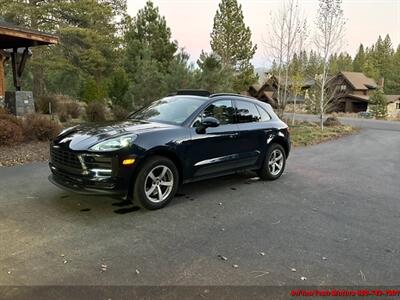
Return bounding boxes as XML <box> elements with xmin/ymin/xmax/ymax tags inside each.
<box><xmin>5</xmin><ymin>91</ymin><xmax>35</xmax><ymax>116</ymax></box>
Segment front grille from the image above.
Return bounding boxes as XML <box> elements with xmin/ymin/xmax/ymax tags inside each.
<box><xmin>51</xmin><ymin>146</ymin><xmax>82</xmax><ymax>170</ymax></box>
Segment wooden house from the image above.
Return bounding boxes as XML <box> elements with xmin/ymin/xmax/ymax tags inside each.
<box><xmin>247</xmin><ymin>74</ymin><xmax>314</xmax><ymax>108</ymax></box>
<box><xmin>328</xmin><ymin>71</ymin><xmax>377</xmax><ymax>113</ymax></box>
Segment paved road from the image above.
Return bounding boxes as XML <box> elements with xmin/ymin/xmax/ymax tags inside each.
<box><xmin>286</xmin><ymin>113</ymin><xmax>400</xmax><ymax>131</ymax></box>
<box><xmin>0</xmin><ymin>128</ymin><xmax>399</xmax><ymax>288</ymax></box>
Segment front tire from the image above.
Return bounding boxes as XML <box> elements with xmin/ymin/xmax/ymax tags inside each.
<box><xmin>133</xmin><ymin>156</ymin><xmax>179</xmax><ymax>210</ymax></box>
<box><xmin>258</xmin><ymin>143</ymin><xmax>286</xmax><ymax>181</ymax></box>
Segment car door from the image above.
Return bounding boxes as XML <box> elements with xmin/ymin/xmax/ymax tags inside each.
<box><xmin>185</xmin><ymin>100</ymin><xmax>240</xmax><ymax>179</ymax></box>
<box><xmin>233</xmin><ymin>100</ymin><xmax>272</xmax><ymax>168</ymax></box>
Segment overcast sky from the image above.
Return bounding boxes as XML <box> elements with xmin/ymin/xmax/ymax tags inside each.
<box><xmin>127</xmin><ymin>0</ymin><xmax>400</xmax><ymax>68</ymax></box>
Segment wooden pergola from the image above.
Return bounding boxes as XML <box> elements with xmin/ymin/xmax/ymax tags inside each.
<box><xmin>0</xmin><ymin>21</ymin><xmax>59</xmax><ymax>97</ymax></box>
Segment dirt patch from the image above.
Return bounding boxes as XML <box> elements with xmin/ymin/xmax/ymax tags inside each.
<box><xmin>0</xmin><ymin>141</ymin><xmax>49</xmax><ymax>167</ymax></box>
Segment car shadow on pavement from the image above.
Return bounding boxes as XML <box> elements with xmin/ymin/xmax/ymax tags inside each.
<box><xmin>51</xmin><ymin>170</ymin><xmax>262</xmax><ymax>216</ymax></box>
<box><xmin>169</xmin><ymin>170</ymin><xmax>262</xmax><ymax>207</ymax></box>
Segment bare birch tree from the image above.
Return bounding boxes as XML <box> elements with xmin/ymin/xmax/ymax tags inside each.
<box><xmin>264</xmin><ymin>8</ymin><xmax>285</xmax><ymax>115</ymax></box>
<box><xmin>291</xmin><ymin>20</ymin><xmax>308</xmax><ymax>125</ymax></box>
<box><xmin>314</xmin><ymin>0</ymin><xmax>345</xmax><ymax>130</ymax></box>
<box><xmin>265</xmin><ymin>0</ymin><xmax>304</xmax><ymax>117</ymax></box>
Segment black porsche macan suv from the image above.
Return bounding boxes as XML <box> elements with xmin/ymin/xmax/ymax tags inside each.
<box><xmin>49</xmin><ymin>92</ymin><xmax>290</xmax><ymax>210</ymax></box>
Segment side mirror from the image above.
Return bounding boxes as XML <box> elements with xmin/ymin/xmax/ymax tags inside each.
<box><xmin>196</xmin><ymin>116</ymin><xmax>220</xmax><ymax>134</ymax></box>
<box><xmin>201</xmin><ymin>116</ymin><xmax>220</xmax><ymax>128</ymax></box>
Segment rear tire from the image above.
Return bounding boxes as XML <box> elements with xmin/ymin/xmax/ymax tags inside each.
<box><xmin>258</xmin><ymin>143</ymin><xmax>286</xmax><ymax>181</ymax></box>
<box><xmin>133</xmin><ymin>156</ymin><xmax>179</xmax><ymax>210</ymax></box>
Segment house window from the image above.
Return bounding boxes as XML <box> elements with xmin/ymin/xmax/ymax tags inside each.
<box><xmin>396</xmin><ymin>103</ymin><xmax>400</xmax><ymax>110</ymax></box>
<box><xmin>340</xmin><ymin>84</ymin><xmax>346</xmax><ymax>92</ymax></box>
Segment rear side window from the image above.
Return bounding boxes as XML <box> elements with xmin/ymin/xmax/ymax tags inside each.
<box><xmin>235</xmin><ymin>100</ymin><xmax>261</xmax><ymax>123</ymax></box>
<box><xmin>256</xmin><ymin>105</ymin><xmax>271</xmax><ymax>121</ymax></box>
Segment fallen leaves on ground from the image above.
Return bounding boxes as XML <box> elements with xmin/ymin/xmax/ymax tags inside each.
<box><xmin>0</xmin><ymin>141</ymin><xmax>49</xmax><ymax>167</ymax></box>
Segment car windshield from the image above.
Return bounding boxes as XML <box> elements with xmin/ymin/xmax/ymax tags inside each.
<box><xmin>129</xmin><ymin>96</ymin><xmax>205</xmax><ymax>124</ymax></box>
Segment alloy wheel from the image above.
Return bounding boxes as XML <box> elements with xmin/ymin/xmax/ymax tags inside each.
<box><xmin>268</xmin><ymin>149</ymin><xmax>284</xmax><ymax>176</ymax></box>
<box><xmin>144</xmin><ymin>165</ymin><xmax>174</xmax><ymax>203</ymax></box>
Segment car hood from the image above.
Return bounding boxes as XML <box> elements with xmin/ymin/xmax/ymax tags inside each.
<box><xmin>54</xmin><ymin>120</ymin><xmax>175</xmax><ymax>151</ymax></box>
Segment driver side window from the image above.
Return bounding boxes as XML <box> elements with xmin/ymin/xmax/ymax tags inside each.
<box><xmin>193</xmin><ymin>100</ymin><xmax>235</xmax><ymax>127</ymax></box>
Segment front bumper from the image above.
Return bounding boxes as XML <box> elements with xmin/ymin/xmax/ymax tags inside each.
<box><xmin>48</xmin><ymin>174</ymin><xmax>125</xmax><ymax>195</ymax></box>
<box><xmin>48</xmin><ymin>140</ymin><xmax>141</xmax><ymax>196</ymax></box>
<box><xmin>49</xmin><ymin>160</ymin><xmax>134</xmax><ymax>196</ymax></box>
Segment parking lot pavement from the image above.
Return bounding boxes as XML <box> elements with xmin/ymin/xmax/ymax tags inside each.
<box><xmin>0</xmin><ymin>128</ymin><xmax>399</xmax><ymax>286</ymax></box>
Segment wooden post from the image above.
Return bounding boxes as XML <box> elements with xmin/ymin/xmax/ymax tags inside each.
<box><xmin>0</xmin><ymin>51</ymin><xmax>5</xmax><ymax>98</ymax></box>
<box><xmin>11</xmin><ymin>48</ymin><xmax>20</xmax><ymax>91</ymax></box>
<box><xmin>10</xmin><ymin>47</ymin><xmax>29</xmax><ymax>91</ymax></box>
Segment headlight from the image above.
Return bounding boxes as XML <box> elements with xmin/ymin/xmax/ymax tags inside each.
<box><xmin>90</xmin><ymin>135</ymin><xmax>137</xmax><ymax>152</ymax></box>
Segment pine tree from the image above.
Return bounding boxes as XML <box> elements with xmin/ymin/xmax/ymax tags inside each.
<box><xmin>196</xmin><ymin>51</ymin><xmax>234</xmax><ymax>93</ymax></box>
<box><xmin>124</xmin><ymin>49</ymin><xmax>167</xmax><ymax>109</ymax></box>
<box><xmin>328</xmin><ymin>52</ymin><xmax>353</xmax><ymax>74</ymax></box>
<box><xmin>329</xmin><ymin>53</ymin><xmax>339</xmax><ymax>74</ymax></box>
<box><xmin>363</xmin><ymin>56</ymin><xmax>380</xmax><ymax>80</ymax></box>
<box><xmin>210</xmin><ymin>0</ymin><xmax>257</xmax><ymax>92</ymax></box>
<box><xmin>80</xmin><ymin>77</ymin><xmax>108</xmax><ymax>103</ymax></box>
<box><xmin>369</xmin><ymin>89</ymin><xmax>388</xmax><ymax>119</ymax></box>
<box><xmin>378</xmin><ymin>34</ymin><xmax>394</xmax><ymax>80</ymax></box>
<box><xmin>363</xmin><ymin>45</ymin><xmax>379</xmax><ymax>80</ymax></box>
<box><xmin>336</xmin><ymin>52</ymin><xmax>353</xmax><ymax>72</ymax></box>
<box><xmin>289</xmin><ymin>53</ymin><xmax>301</xmax><ymax>75</ymax></box>
<box><xmin>385</xmin><ymin>45</ymin><xmax>400</xmax><ymax>94</ymax></box>
<box><xmin>164</xmin><ymin>49</ymin><xmax>198</xmax><ymax>92</ymax></box>
<box><xmin>123</xmin><ymin>1</ymin><xmax>178</xmax><ymax>106</ymax></box>
<box><xmin>270</xmin><ymin>60</ymin><xmax>279</xmax><ymax>74</ymax></box>
<box><xmin>108</xmin><ymin>67</ymin><xmax>130</xmax><ymax>108</ymax></box>
<box><xmin>353</xmin><ymin>44</ymin><xmax>365</xmax><ymax>72</ymax></box>
<box><xmin>305</xmin><ymin>50</ymin><xmax>322</xmax><ymax>77</ymax></box>
<box><xmin>124</xmin><ymin>1</ymin><xmax>177</xmax><ymax>76</ymax></box>
<box><xmin>362</xmin><ymin>35</ymin><xmax>395</xmax><ymax>85</ymax></box>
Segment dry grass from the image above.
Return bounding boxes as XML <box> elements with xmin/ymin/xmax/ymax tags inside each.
<box><xmin>289</xmin><ymin>120</ymin><xmax>358</xmax><ymax>147</ymax></box>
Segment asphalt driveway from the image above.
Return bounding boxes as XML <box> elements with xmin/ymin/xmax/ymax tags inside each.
<box><xmin>0</xmin><ymin>126</ymin><xmax>399</xmax><ymax>287</ymax></box>
<box><xmin>286</xmin><ymin>113</ymin><xmax>400</xmax><ymax>131</ymax></box>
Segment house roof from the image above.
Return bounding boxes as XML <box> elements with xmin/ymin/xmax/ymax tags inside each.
<box><xmin>0</xmin><ymin>20</ymin><xmax>58</xmax><ymax>49</ymax></box>
<box><xmin>340</xmin><ymin>72</ymin><xmax>377</xmax><ymax>90</ymax></box>
<box><xmin>255</xmin><ymin>74</ymin><xmax>315</xmax><ymax>96</ymax></box>
<box><xmin>386</xmin><ymin>95</ymin><xmax>400</xmax><ymax>103</ymax></box>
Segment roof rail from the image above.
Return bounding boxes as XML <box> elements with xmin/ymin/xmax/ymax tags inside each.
<box><xmin>172</xmin><ymin>89</ymin><xmax>210</xmax><ymax>97</ymax></box>
<box><xmin>210</xmin><ymin>93</ymin><xmax>256</xmax><ymax>100</ymax></box>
